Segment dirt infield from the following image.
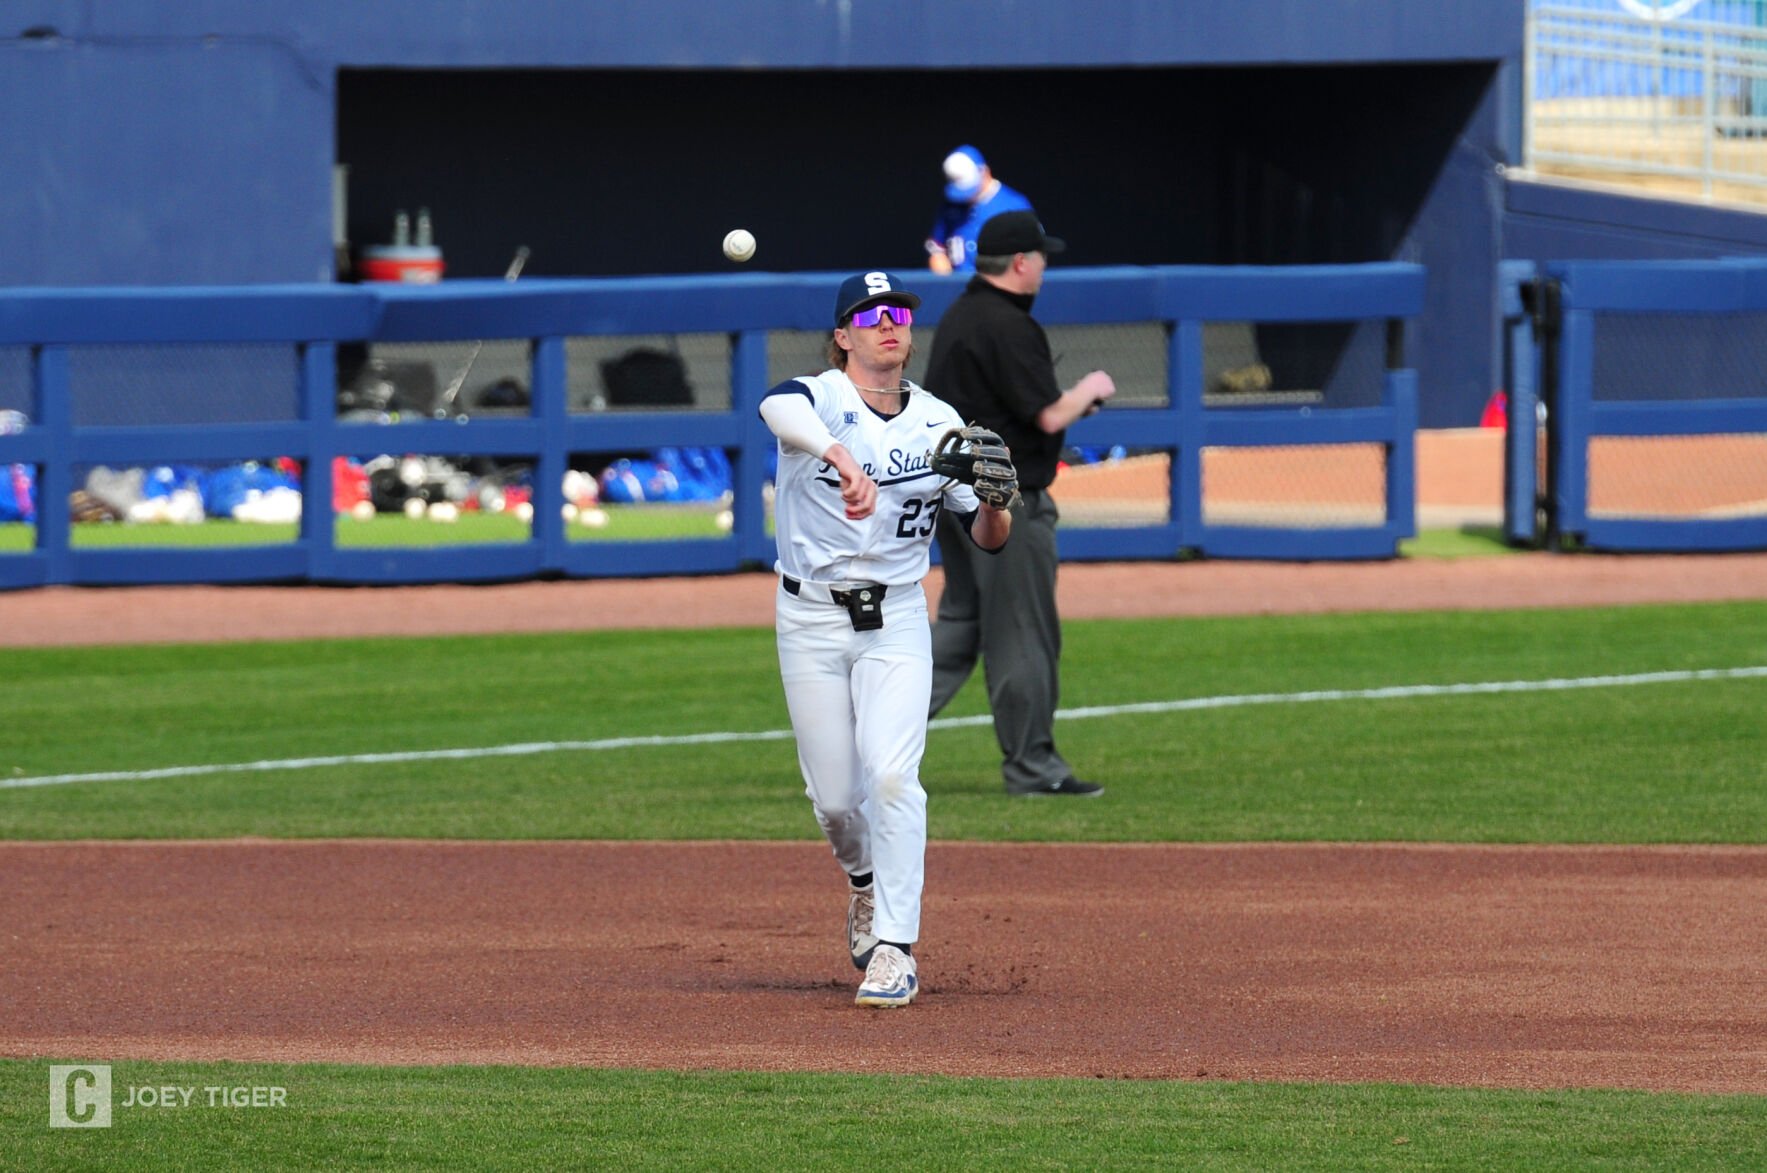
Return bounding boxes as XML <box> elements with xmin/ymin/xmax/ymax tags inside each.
<box><xmin>9</xmin><ymin>551</ymin><xmax>1767</xmax><ymax>647</ymax></box>
<box><xmin>4</xmin><ymin>489</ymin><xmax>1767</xmax><ymax>1092</ymax></box>
<box><xmin>4</xmin><ymin>840</ymin><xmax>1763</xmax><ymax>1093</ymax></box>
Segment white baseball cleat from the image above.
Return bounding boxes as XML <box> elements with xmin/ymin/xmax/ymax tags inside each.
<box><xmin>848</xmin><ymin>882</ymin><xmax>879</xmax><ymax>971</ymax></box>
<box><xmin>855</xmin><ymin>943</ymin><xmax>917</xmax><ymax>1008</ymax></box>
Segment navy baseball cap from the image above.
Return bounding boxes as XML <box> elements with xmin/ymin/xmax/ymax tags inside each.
<box><xmin>942</xmin><ymin>145</ymin><xmax>987</xmax><ymax>202</ymax></box>
<box><xmin>976</xmin><ymin>210</ymin><xmax>1067</xmax><ymax>257</ymax></box>
<box><xmin>834</xmin><ymin>271</ymin><xmax>922</xmax><ymax>324</ymax></box>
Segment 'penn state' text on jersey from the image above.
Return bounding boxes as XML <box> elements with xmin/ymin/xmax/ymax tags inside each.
<box><xmin>764</xmin><ymin>371</ymin><xmax>980</xmax><ymax>587</ymax></box>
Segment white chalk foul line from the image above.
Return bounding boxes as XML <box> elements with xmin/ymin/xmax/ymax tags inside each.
<box><xmin>1057</xmin><ymin>665</ymin><xmax>1767</xmax><ymax>719</ymax></box>
<box><xmin>5</xmin><ymin>665</ymin><xmax>1765</xmax><ymax>791</ymax></box>
<box><xmin>0</xmin><ymin>731</ymin><xmax>795</xmax><ymax>791</ymax></box>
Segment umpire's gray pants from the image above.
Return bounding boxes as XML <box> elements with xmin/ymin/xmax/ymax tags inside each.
<box><xmin>929</xmin><ymin>487</ymin><xmax>1071</xmax><ymax>793</ymax></box>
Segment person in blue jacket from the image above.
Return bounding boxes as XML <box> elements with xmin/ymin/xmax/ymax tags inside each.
<box><xmin>925</xmin><ymin>145</ymin><xmax>1034</xmax><ymax>275</ymax></box>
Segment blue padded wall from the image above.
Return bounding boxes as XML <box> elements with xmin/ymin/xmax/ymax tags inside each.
<box><xmin>0</xmin><ymin>1</ymin><xmax>1523</xmax><ymax>423</ymax></box>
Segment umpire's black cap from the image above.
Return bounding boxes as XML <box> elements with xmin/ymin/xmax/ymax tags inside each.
<box><xmin>976</xmin><ymin>210</ymin><xmax>1066</xmax><ymax>257</ymax></box>
<box><xmin>834</xmin><ymin>271</ymin><xmax>922</xmax><ymax>324</ymax></box>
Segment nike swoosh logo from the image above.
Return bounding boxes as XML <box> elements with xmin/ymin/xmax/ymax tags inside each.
<box><xmin>926</xmin><ymin>421</ymin><xmax>945</xmax><ymax>428</ymax></box>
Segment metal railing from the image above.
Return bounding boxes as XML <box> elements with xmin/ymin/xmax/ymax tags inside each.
<box><xmin>1500</xmin><ymin>256</ymin><xmax>1767</xmax><ymax>551</ymax></box>
<box><xmin>1527</xmin><ymin>1</ymin><xmax>1767</xmax><ymax>202</ymax></box>
<box><xmin>0</xmin><ymin>266</ymin><xmax>1425</xmax><ymax>589</ymax></box>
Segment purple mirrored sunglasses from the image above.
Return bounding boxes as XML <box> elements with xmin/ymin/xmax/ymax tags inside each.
<box><xmin>848</xmin><ymin>304</ymin><xmax>913</xmax><ymax>328</ymax></box>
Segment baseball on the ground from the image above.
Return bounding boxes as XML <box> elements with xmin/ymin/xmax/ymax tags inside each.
<box><xmin>722</xmin><ymin>228</ymin><xmax>756</xmax><ymax>263</ymax></box>
<box><xmin>402</xmin><ymin>497</ymin><xmax>426</xmax><ymax>519</ymax></box>
<box><xmin>562</xmin><ymin>469</ymin><xmax>598</xmax><ymax>508</ymax></box>
<box><xmin>715</xmin><ymin>508</ymin><xmax>734</xmax><ymax>532</ymax></box>
<box><xmin>349</xmin><ymin>499</ymin><xmax>375</xmax><ymax>521</ymax></box>
<box><xmin>427</xmin><ymin>500</ymin><xmax>459</xmax><ymax>523</ymax></box>
<box><xmin>580</xmin><ymin>506</ymin><xmax>609</xmax><ymax>528</ymax></box>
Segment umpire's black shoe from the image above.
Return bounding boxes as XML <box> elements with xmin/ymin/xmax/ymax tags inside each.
<box><xmin>1011</xmin><ymin>777</ymin><xmax>1104</xmax><ymax>798</ymax></box>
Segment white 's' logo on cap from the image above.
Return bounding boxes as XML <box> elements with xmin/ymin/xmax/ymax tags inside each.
<box><xmin>864</xmin><ymin>272</ymin><xmax>892</xmax><ymax>295</ymax></box>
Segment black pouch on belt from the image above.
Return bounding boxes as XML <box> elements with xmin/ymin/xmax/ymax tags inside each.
<box><xmin>839</xmin><ymin>584</ymin><xmax>886</xmax><ymax>632</ymax></box>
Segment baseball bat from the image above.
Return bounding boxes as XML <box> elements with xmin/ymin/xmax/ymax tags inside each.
<box><xmin>434</xmin><ymin>245</ymin><xmax>531</xmax><ymax>419</ymax></box>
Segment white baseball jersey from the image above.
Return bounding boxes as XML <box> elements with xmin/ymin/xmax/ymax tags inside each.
<box><xmin>761</xmin><ymin>366</ymin><xmax>983</xmax><ymax>952</ymax></box>
<box><xmin>766</xmin><ymin>369</ymin><xmax>980</xmax><ymax>587</ymax></box>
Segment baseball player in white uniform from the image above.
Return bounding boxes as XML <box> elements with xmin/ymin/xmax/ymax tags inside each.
<box><xmin>760</xmin><ymin>271</ymin><xmax>1012</xmax><ymax>1008</ymax></box>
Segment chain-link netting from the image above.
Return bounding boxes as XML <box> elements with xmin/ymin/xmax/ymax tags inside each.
<box><xmin>1587</xmin><ymin>432</ymin><xmax>1767</xmax><ymax>518</ymax></box>
<box><xmin>1583</xmin><ymin>311</ymin><xmax>1767</xmax><ymax>520</ymax></box>
<box><xmin>361</xmin><ymin>334</ymin><xmax>745</xmax><ymax>534</ymax></box>
<box><xmin>362</xmin><ymin>334</ymin><xmax>765</xmax><ymax>420</ymax></box>
<box><xmin>69</xmin><ymin>343</ymin><xmax>299</xmax><ymax>426</ymax></box>
<box><xmin>0</xmin><ymin>347</ymin><xmax>29</xmax><ymax>416</ymax></box>
<box><xmin>0</xmin><ymin>462</ymin><xmax>38</xmax><ymax>550</ymax></box>
<box><xmin>355</xmin><ymin>340</ymin><xmax>533</xmax><ymax>419</ymax></box>
<box><xmin>566</xmin><ymin>333</ymin><xmax>733</xmax><ymax>414</ymax></box>
<box><xmin>1201</xmin><ymin>442</ymin><xmax>1389</xmax><ymax>528</ymax></box>
<box><xmin>769</xmin><ymin>329</ymin><xmax>848</xmax><ymax>387</ymax></box>
<box><xmin>0</xmin><ymin>352</ymin><xmax>33</xmax><ymax>548</ymax></box>
<box><xmin>44</xmin><ymin>344</ymin><xmax>307</xmax><ymax>542</ymax></box>
<box><xmin>1049</xmin><ymin>323</ymin><xmax>1168</xmax><ymax>406</ymax></box>
<box><xmin>1052</xmin><ymin>454</ymin><xmax>1171</xmax><ymax>528</ymax></box>
<box><xmin>7</xmin><ymin>320</ymin><xmax>1408</xmax><ymax>546</ymax></box>
<box><xmin>1053</xmin><ymin>318</ymin><xmax>1394</xmax><ymax>528</ymax></box>
<box><xmin>1053</xmin><ymin>443</ymin><xmax>1394</xmax><ymax>531</ymax></box>
<box><xmin>1593</xmin><ymin>311</ymin><xmax>1767</xmax><ymax>401</ymax></box>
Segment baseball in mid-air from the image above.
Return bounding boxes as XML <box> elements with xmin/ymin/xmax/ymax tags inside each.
<box><xmin>722</xmin><ymin>228</ymin><xmax>756</xmax><ymax>263</ymax></box>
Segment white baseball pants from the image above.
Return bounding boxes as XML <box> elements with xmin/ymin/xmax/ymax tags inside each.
<box><xmin>775</xmin><ymin>580</ymin><xmax>930</xmax><ymax>946</ymax></box>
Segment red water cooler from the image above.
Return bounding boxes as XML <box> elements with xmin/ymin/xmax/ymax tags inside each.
<box><xmin>358</xmin><ymin>208</ymin><xmax>444</xmax><ymax>283</ymax></box>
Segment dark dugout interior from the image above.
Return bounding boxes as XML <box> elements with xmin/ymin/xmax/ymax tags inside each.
<box><xmin>338</xmin><ymin>65</ymin><xmax>1493</xmax><ymax>279</ymax></box>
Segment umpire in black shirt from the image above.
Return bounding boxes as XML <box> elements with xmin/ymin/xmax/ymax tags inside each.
<box><xmin>924</xmin><ymin>210</ymin><xmax>1117</xmax><ymax>797</ymax></box>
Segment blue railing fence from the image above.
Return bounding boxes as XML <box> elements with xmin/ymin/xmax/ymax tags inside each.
<box><xmin>1501</xmin><ymin>259</ymin><xmax>1548</xmax><ymax>546</ymax></box>
<box><xmin>1503</xmin><ymin>256</ymin><xmax>1767</xmax><ymax>551</ymax></box>
<box><xmin>0</xmin><ymin>265</ymin><xmax>1425</xmax><ymax>590</ymax></box>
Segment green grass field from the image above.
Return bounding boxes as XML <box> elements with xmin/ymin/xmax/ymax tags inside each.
<box><xmin>5</xmin><ymin>1062</ymin><xmax>1763</xmax><ymax>1171</ymax></box>
<box><xmin>4</xmin><ymin>595</ymin><xmax>1764</xmax><ymax>1167</ymax></box>
<box><xmin>4</xmin><ymin>602</ymin><xmax>1763</xmax><ymax>843</ymax></box>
